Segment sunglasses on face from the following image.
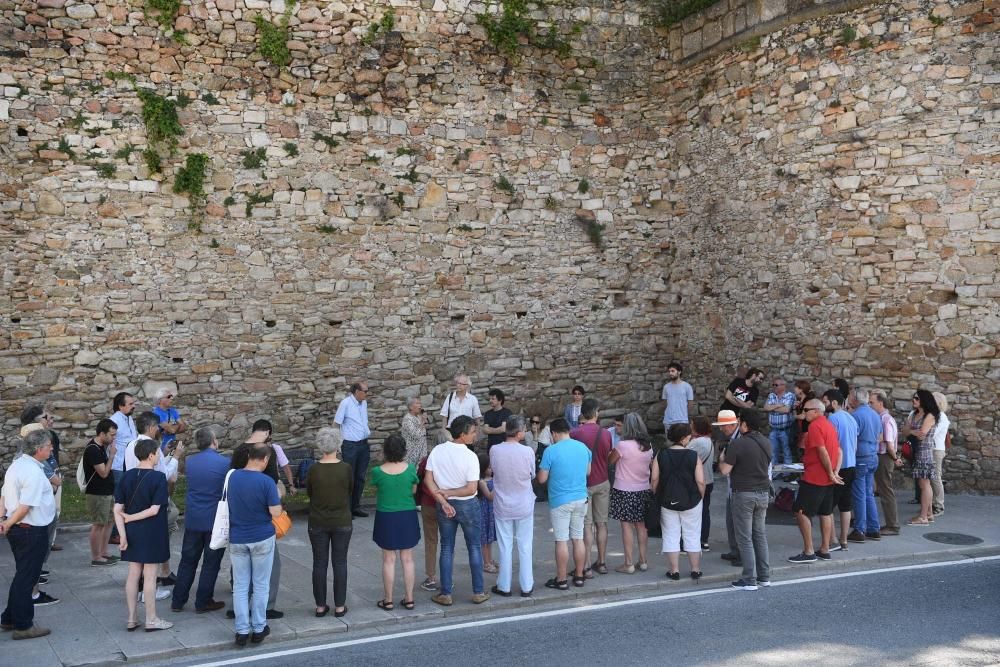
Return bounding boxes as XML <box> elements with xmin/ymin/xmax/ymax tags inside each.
<box><xmin>531</xmin><ymin>420</ymin><xmax>541</xmax><ymax>425</ymax></box>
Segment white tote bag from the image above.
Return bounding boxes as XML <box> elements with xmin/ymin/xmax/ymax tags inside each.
<box><xmin>209</xmin><ymin>470</ymin><xmax>235</xmax><ymax>550</ymax></box>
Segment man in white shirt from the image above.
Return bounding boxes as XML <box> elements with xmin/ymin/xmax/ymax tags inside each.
<box><xmin>439</xmin><ymin>374</ymin><xmax>482</xmax><ymax>434</ymax></box>
<box><xmin>110</xmin><ymin>392</ymin><xmax>138</xmax><ymax>479</ymax></box>
<box><xmin>1</xmin><ymin>430</ymin><xmax>58</xmax><ymax>640</ymax></box>
<box><xmin>334</xmin><ymin>380</ymin><xmax>372</xmax><ymax>517</ymax></box>
<box><xmin>424</xmin><ymin>416</ymin><xmax>490</xmax><ymax>607</ymax></box>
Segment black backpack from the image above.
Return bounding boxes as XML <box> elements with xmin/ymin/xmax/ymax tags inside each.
<box><xmin>656</xmin><ymin>448</ymin><xmax>702</xmax><ymax>512</ymax></box>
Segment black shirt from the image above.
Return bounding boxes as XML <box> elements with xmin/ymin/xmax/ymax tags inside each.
<box><xmin>83</xmin><ymin>439</ymin><xmax>115</xmax><ymax>496</ymax></box>
<box><xmin>726</xmin><ymin>431</ymin><xmax>772</xmax><ymax>492</ymax></box>
<box><xmin>483</xmin><ymin>408</ymin><xmax>513</xmax><ymax>448</ymax></box>
<box><xmin>720</xmin><ymin>377</ymin><xmax>759</xmax><ymax>417</ymax></box>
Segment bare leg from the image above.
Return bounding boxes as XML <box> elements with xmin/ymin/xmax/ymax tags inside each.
<box><xmin>920</xmin><ymin>479</ymin><xmax>933</xmax><ymax>521</ymax></box>
<box><xmin>100</xmin><ymin>523</ymin><xmax>114</xmax><ymax>558</ymax></box>
<box><xmin>796</xmin><ymin>512</ymin><xmax>814</xmax><ymax>554</ymax></box>
<box><xmin>621</xmin><ymin>522</ymin><xmax>634</xmax><ymax>565</ymax></box>
<box><xmin>637</xmin><ymin>523</ymin><xmax>648</xmax><ymax>566</ymax></box>
<box><xmin>482</xmin><ymin>543</ymin><xmax>492</xmax><ymax>566</ymax></box>
<box><xmin>666</xmin><ymin>552</ymin><xmax>680</xmax><ymax>574</ymax></box>
<box><xmin>381</xmin><ymin>550</ymin><xmax>396</xmax><ymax>602</ymax></box>
<box><xmin>596</xmin><ymin>523</ymin><xmax>608</xmax><ymax>564</ymax></box>
<box><xmin>125</xmin><ymin>562</ymin><xmax>141</xmax><ymax>624</ymax></box>
<box><xmin>571</xmin><ymin>538</ymin><xmax>586</xmax><ymax>577</ymax></box>
<box><xmin>555</xmin><ymin>541</ymin><xmax>569</xmax><ymax>580</ymax></box>
<box><xmin>583</xmin><ymin>523</ymin><xmax>594</xmax><ymax>569</ymax></box>
<box><xmin>142</xmin><ymin>563</ymin><xmax>159</xmax><ymax>623</ymax></box>
<box><xmin>89</xmin><ymin>524</ymin><xmax>102</xmax><ymax>561</ymax></box>
<box><xmin>688</xmin><ymin>550</ymin><xmax>701</xmax><ymax>573</ymax></box>
<box><xmin>839</xmin><ymin>511</ymin><xmax>851</xmax><ymax>545</ymax></box>
<box><xmin>400</xmin><ymin>549</ymin><xmax>415</xmax><ymax>602</ymax></box>
<box><xmin>819</xmin><ymin>515</ymin><xmax>833</xmax><ymax>553</ymax></box>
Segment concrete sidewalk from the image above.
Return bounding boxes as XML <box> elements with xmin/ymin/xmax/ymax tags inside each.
<box><xmin>3</xmin><ymin>487</ymin><xmax>999</xmax><ymax>667</ymax></box>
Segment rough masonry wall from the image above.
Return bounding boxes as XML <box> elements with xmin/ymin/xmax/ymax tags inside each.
<box><xmin>0</xmin><ymin>0</ymin><xmax>997</xmax><ymax>490</ymax></box>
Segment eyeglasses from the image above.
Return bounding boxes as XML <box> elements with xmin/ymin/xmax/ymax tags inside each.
<box><xmin>531</xmin><ymin>420</ymin><xmax>541</xmax><ymax>425</ymax></box>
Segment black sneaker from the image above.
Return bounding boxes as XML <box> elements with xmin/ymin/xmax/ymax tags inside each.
<box><xmin>352</xmin><ymin>509</ymin><xmax>369</xmax><ymax>518</ymax></box>
<box><xmin>157</xmin><ymin>573</ymin><xmax>177</xmax><ymax>587</ymax></box>
<box><xmin>226</xmin><ymin>609</ymin><xmax>236</xmax><ymax>619</ymax></box>
<box><xmin>846</xmin><ymin>530</ymin><xmax>866</xmax><ymax>544</ymax></box>
<box><xmin>36</xmin><ymin>576</ymin><xmax>48</xmax><ymax>585</ymax></box>
<box><xmin>250</xmin><ymin>625</ymin><xmax>270</xmax><ymax>644</ymax></box>
<box><xmin>731</xmin><ymin>579</ymin><xmax>758</xmax><ymax>591</ymax></box>
<box><xmin>40</xmin><ymin>570</ymin><xmax>50</xmax><ymax>577</ymax></box>
<box><xmin>828</xmin><ymin>543</ymin><xmax>843</xmax><ymax>552</ymax></box>
<box><xmin>865</xmin><ymin>531</ymin><xmax>882</xmax><ymax>541</ymax></box>
<box><xmin>32</xmin><ymin>592</ymin><xmax>60</xmax><ymax>606</ymax></box>
<box><xmin>721</xmin><ymin>552</ymin><xmax>739</xmax><ymax>561</ymax></box>
<box><xmin>234</xmin><ymin>633</ymin><xmax>249</xmax><ymax>647</ymax></box>
<box><xmin>265</xmin><ymin>609</ymin><xmax>284</xmax><ymax>619</ymax></box>
<box><xmin>788</xmin><ymin>552</ymin><xmax>817</xmax><ymax>564</ymax></box>
<box><xmin>816</xmin><ymin>551</ymin><xmax>831</xmax><ymax>561</ymax></box>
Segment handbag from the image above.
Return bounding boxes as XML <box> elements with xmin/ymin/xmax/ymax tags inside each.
<box><xmin>272</xmin><ymin>510</ymin><xmax>292</xmax><ymax>539</ymax></box>
<box><xmin>76</xmin><ymin>443</ymin><xmax>100</xmax><ymax>491</ymax></box>
<box><xmin>901</xmin><ymin>434</ymin><xmax>920</xmax><ymax>462</ymax></box>
<box><xmin>209</xmin><ymin>469</ymin><xmax>235</xmax><ymax>550</ymax></box>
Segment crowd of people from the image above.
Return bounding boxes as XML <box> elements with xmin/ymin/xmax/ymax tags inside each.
<box><xmin>0</xmin><ymin>367</ymin><xmax>953</xmax><ymax>644</ymax></box>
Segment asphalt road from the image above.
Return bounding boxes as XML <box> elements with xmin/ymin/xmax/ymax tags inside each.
<box><xmin>174</xmin><ymin>559</ymin><xmax>1000</xmax><ymax>667</ymax></box>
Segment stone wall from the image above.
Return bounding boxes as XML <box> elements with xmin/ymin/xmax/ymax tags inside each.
<box><xmin>1</xmin><ymin>0</ymin><xmax>997</xmax><ymax>490</ymax></box>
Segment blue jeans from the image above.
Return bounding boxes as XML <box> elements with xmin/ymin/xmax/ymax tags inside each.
<box><xmin>341</xmin><ymin>440</ymin><xmax>370</xmax><ymax>512</ymax></box>
<box><xmin>769</xmin><ymin>427</ymin><xmax>793</xmax><ymax>465</ymax></box>
<box><xmin>2</xmin><ymin>523</ymin><xmax>50</xmax><ymax>630</ymax></box>
<box><xmin>172</xmin><ymin>529</ymin><xmax>226</xmax><ymax>611</ymax></box>
<box><xmin>230</xmin><ymin>536</ymin><xmax>275</xmax><ymax>634</ymax></box>
<box><xmin>437</xmin><ymin>498</ymin><xmax>484</xmax><ymax>596</ymax></box>
<box><xmin>852</xmin><ymin>455</ymin><xmax>880</xmax><ymax>534</ymax></box>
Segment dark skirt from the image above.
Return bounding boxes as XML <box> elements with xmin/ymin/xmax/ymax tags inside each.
<box><xmin>610</xmin><ymin>488</ymin><xmax>653</xmax><ymax>524</ymax></box>
<box><xmin>373</xmin><ymin>509</ymin><xmax>420</xmax><ymax>550</ymax></box>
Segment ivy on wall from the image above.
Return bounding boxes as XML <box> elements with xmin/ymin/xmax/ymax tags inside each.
<box><xmin>653</xmin><ymin>0</ymin><xmax>723</xmax><ymax>27</ymax></box>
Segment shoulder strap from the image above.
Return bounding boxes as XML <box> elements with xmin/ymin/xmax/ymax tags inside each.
<box><xmin>83</xmin><ymin>442</ymin><xmax>101</xmax><ymax>486</ymax></box>
<box><xmin>446</xmin><ymin>392</ymin><xmax>454</xmax><ymax>423</ymax></box>
<box><xmin>752</xmin><ymin>434</ymin><xmax>772</xmax><ymax>463</ymax></box>
<box><xmin>221</xmin><ymin>469</ymin><xmax>235</xmax><ymax>501</ymax></box>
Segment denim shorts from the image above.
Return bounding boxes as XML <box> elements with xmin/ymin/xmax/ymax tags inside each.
<box><xmin>550</xmin><ymin>499</ymin><xmax>587</xmax><ymax>541</ymax></box>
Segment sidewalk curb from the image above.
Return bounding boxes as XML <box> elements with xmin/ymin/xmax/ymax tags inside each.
<box><xmin>76</xmin><ymin>543</ymin><xmax>1000</xmax><ymax>667</ymax></box>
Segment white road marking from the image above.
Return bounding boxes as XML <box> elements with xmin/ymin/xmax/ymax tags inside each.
<box><xmin>191</xmin><ymin>554</ymin><xmax>1000</xmax><ymax>667</ymax></box>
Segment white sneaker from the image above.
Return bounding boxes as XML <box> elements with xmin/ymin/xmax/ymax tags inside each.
<box><xmin>137</xmin><ymin>587</ymin><xmax>172</xmax><ymax>603</ymax></box>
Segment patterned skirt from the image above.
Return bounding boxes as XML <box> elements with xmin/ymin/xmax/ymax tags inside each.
<box><xmin>609</xmin><ymin>488</ymin><xmax>653</xmax><ymax>524</ymax></box>
<box><xmin>912</xmin><ymin>425</ymin><xmax>939</xmax><ymax>480</ymax></box>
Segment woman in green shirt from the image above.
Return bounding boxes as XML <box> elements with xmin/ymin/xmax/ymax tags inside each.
<box><xmin>371</xmin><ymin>434</ymin><xmax>420</xmax><ymax>611</ymax></box>
<box><xmin>307</xmin><ymin>427</ymin><xmax>353</xmax><ymax>618</ymax></box>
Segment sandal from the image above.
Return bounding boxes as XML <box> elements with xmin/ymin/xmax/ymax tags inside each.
<box><xmin>907</xmin><ymin>517</ymin><xmax>931</xmax><ymax>526</ymax></box>
<box><xmin>127</xmin><ymin>620</ymin><xmax>140</xmax><ymax>632</ymax></box>
<box><xmin>691</xmin><ymin>571</ymin><xmax>703</xmax><ymax>580</ymax></box>
<box><xmin>665</xmin><ymin>571</ymin><xmax>681</xmax><ymax>581</ymax></box>
<box><xmin>400</xmin><ymin>598</ymin><xmax>415</xmax><ymax>610</ymax></box>
<box><xmin>615</xmin><ymin>563</ymin><xmax>635</xmax><ymax>574</ymax></box>
<box><xmin>637</xmin><ymin>561</ymin><xmax>648</xmax><ymax>572</ymax></box>
<box><xmin>572</xmin><ymin>575</ymin><xmax>586</xmax><ymax>587</ymax></box>
<box><xmin>483</xmin><ymin>563</ymin><xmax>499</xmax><ymax>574</ymax></box>
<box><xmin>582</xmin><ymin>566</ymin><xmax>594</xmax><ymax>580</ymax></box>
<box><xmin>315</xmin><ymin>605</ymin><xmax>330</xmax><ymax>617</ymax></box>
<box><xmin>544</xmin><ymin>577</ymin><xmax>569</xmax><ymax>590</ymax></box>
<box><xmin>377</xmin><ymin>599</ymin><xmax>394</xmax><ymax>611</ymax></box>
<box><xmin>593</xmin><ymin>562</ymin><xmax>609</xmax><ymax>575</ymax></box>
<box><xmin>144</xmin><ymin>618</ymin><xmax>173</xmax><ymax>632</ymax></box>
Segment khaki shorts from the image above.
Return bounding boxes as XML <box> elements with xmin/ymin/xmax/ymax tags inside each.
<box><xmin>550</xmin><ymin>499</ymin><xmax>587</xmax><ymax>541</ymax></box>
<box><xmin>86</xmin><ymin>494</ymin><xmax>113</xmax><ymax>525</ymax></box>
<box><xmin>585</xmin><ymin>480</ymin><xmax>611</xmax><ymax>526</ymax></box>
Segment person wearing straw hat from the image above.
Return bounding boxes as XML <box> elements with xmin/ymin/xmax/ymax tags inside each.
<box><xmin>713</xmin><ymin>410</ymin><xmax>742</xmax><ymax>567</ymax></box>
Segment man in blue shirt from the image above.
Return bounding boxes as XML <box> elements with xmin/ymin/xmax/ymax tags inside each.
<box><xmin>171</xmin><ymin>427</ymin><xmax>230</xmax><ymax>614</ymax></box>
<box><xmin>152</xmin><ymin>388</ymin><xmax>188</xmax><ymax>454</ymax></box>
<box><xmin>763</xmin><ymin>378</ymin><xmax>797</xmax><ymax>465</ymax></box>
<box><xmin>538</xmin><ymin>418</ymin><xmax>591</xmax><ymax>590</ymax></box>
<box><xmin>334</xmin><ymin>380</ymin><xmax>371</xmax><ymax>517</ymax></box>
<box><xmin>849</xmin><ymin>388</ymin><xmax>883</xmax><ymax>542</ymax></box>
<box><xmin>823</xmin><ymin>390</ymin><xmax>857</xmax><ymax>552</ymax></box>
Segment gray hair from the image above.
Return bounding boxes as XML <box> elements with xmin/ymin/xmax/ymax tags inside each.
<box><xmin>316</xmin><ymin>426</ymin><xmax>343</xmax><ymax>455</ymax></box>
<box><xmin>406</xmin><ymin>396</ymin><xmax>421</xmax><ymax>409</ymax></box>
<box><xmin>22</xmin><ymin>429</ymin><xmax>53</xmax><ymax>456</ymax></box>
<box><xmin>155</xmin><ymin>387</ymin><xmax>174</xmax><ymax>401</ymax></box>
<box><xmin>932</xmin><ymin>391</ymin><xmax>949</xmax><ymax>413</ymax></box>
<box><xmin>854</xmin><ymin>387</ymin><xmax>869</xmax><ymax>403</ymax></box>
<box><xmin>194</xmin><ymin>426</ymin><xmax>216</xmax><ymax>451</ymax></box>
<box><xmin>505</xmin><ymin>415</ymin><xmax>526</xmax><ymax>438</ymax></box>
<box><xmin>621</xmin><ymin>412</ymin><xmax>650</xmax><ymax>443</ymax></box>
<box><xmin>870</xmin><ymin>389</ymin><xmax>888</xmax><ymax>406</ymax></box>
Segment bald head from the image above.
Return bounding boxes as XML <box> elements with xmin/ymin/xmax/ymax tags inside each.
<box><xmin>804</xmin><ymin>398</ymin><xmax>825</xmax><ymax>423</ymax></box>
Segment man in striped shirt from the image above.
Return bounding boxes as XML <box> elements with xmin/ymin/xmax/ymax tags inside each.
<box><xmin>763</xmin><ymin>378</ymin><xmax>796</xmax><ymax>465</ymax></box>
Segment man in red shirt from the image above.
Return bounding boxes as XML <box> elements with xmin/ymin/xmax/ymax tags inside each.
<box><xmin>788</xmin><ymin>399</ymin><xmax>844</xmax><ymax>564</ymax></box>
<box><xmin>570</xmin><ymin>399</ymin><xmax>613</xmax><ymax>577</ymax></box>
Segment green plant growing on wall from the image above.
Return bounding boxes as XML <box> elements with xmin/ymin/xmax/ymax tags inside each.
<box><xmin>577</xmin><ymin>178</ymin><xmax>590</xmax><ymax>194</ymax></box>
<box><xmin>578</xmin><ymin>92</ymin><xmax>590</xmax><ymax>104</ymax></box>
<box><xmin>68</xmin><ymin>111</ymin><xmax>87</xmax><ymax>129</ymax></box>
<box><xmin>313</xmin><ymin>132</ymin><xmax>339</xmax><ymax>149</ymax></box>
<box><xmin>839</xmin><ymin>26</ymin><xmax>857</xmax><ymax>45</ymax></box>
<box><xmin>175</xmin><ymin>93</ymin><xmax>191</xmax><ymax>108</ymax></box>
<box><xmin>201</xmin><ymin>92</ymin><xmax>220</xmax><ymax>105</ymax></box>
<box><xmin>652</xmin><ymin>0</ymin><xmax>719</xmax><ymax>28</ymax></box>
<box><xmin>317</xmin><ymin>224</ymin><xmax>336</xmax><ymax>233</ymax></box>
<box><xmin>403</xmin><ymin>167</ymin><xmax>419</xmax><ymax>183</ymax></box>
<box><xmin>245</xmin><ymin>191</ymin><xmax>273</xmax><ymax>216</ymax></box>
<box><xmin>579</xmin><ymin>215</ymin><xmax>605</xmax><ymax>248</ymax></box>
<box><xmin>254</xmin><ymin>7</ymin><xmax>293</xmax><ymax>67</ymax></box>
<box><xmin>107</xmin><ymin>71</ymin><xmax>137</xmax><ymax>85</ymax></box>
<box><xmin>858</xmin><ymin>37</ymin><xmax>873</xmax><ymax>48</ymax></box>
<box><xmin>223</xmin><ymin>196</ymin><xmax>235</xmax><ymax>207</ymax></box>
<box><xmin>928</xmin><ymin>13</ymin><xmax>945</xmax><ymax>26</ymax></box>
<box><xmin>94</xmin><ymin>163</ymin><xmax>116</xmax><ymax>178</ymax></box>
<box><xmin>362</xmin><ymin>8</ymin><xmax>396</xmax><ymax>46</ymax></box>
<box><xmin>495</xmin><ymin>175</ymin><xmax>515</xmax><ymax>194</ymax></box>
<box><xmin>174</xmin><ymin>153</ymin><xmax>210</xmax><ymax>201</ymax></box>
<box><xmin>476</xmin><ymin>0</ymin><xmax>536</xmax><ymax>58</ymax></box>
<box><xmin>57</xmin><ymin>137</ymin><xmax>75</xmax><ymax>158</ymax></box>
<box><xmin>392</xmin><ymin>192</ymin><xmax>404</xmax><ymax>206</ymax></box>
<box><xmin>137</xmin><ymin>88</ymin><xmax>183</xmax><ymax>150</ymax></box>
<box><xmin>145</xmin><ymin>0</ymin><xmax>181</xmax><ymax>28</ymax></box>
<box><xmin>544</xmin><ymin>196</ymin><xmax>558</xmax><ymax>210</ymax></box>
<box><xmin>242</xmin><ymin>147</ymin><xmax>267</xmax><ymax>169</ymax></box>
<box><xmin>172</xmin><ymin>29</ymin><xmax>190</xmax><ymax>45</ymax></box>
<box><xmin>283</xmin><ymin>142</ymin><xmax>298</xmax><ymax>156</ymax></box>
<box><xmin>114</xmin><ymin>144</ymin><xmax>135</xmax><ymax>160</ymax></box>
<box><xmin>143</xmin><ymin>148</ymin><xmax>162</xmax><ymax>174</ymax></box>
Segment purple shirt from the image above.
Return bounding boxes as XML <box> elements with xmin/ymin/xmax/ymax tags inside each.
<box><xmin>489</xmin><ymin>441</ymin><xmax>536</xmax><ymax>521</ymax></box>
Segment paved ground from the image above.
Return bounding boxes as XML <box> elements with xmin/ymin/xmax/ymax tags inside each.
<box><xmin>163</xmin><ymin>558</ymin><xmax>1000</xmax><ymax>667</ymax></box>
<box><xmin>3</xmin><ymin>487</ymin><xmax>999</xmax><ymax>666</ymax></box>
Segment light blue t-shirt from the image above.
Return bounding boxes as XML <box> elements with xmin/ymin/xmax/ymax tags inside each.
<box><xmin>152</xmin><ymin>406</ymin><xmax>180</xmax><ymax>451</ymax></box>
<box><xmin>662</xmin><ymin>381</ymin><xmax>694</xmax><ymax>424</ymax></box>
<box><xmin>539</xmin><ymin>438</ymin><xmax>591</xmax><ymax>509</ymax></box>
<box><xmin>851</xmin><ymin>404</ymin><xmax>882</xmax><ymax>459</ymax></box>
<box><xmin>828</xmin><ymin>410</ymin><xmax>859</xmax><ymax>469</ymax></box>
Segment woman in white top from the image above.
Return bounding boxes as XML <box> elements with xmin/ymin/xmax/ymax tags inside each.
<box><xmin>930</xmin><ymin>392</ymin><xmax>950</xmax><ymax>516</ymax></box>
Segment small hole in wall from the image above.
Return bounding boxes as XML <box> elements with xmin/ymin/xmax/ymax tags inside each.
<box><xmin>450</xmin><ymin>314</ymin><xmax>465</xmax><ymax>322</ymax></box>
<box><xmin>11</xmin><ymin>317</ymin><xmax>21</xmax><ymax>323</ymax></box>
<box><xmin>568</xmin><ymin>301</ymin><xmax>576</xmax><ymax>307</ymax></box>
<box><xmin>175</xmin><ymin>320</ymin><xmax>185</xmax><ymax>325</ymax></box>
<box><xmin>328</xmin><ymin>320</ymin><xmax>342</xmax><ymax>326</ymax></box>
<box><xmin>172</xmin><ymin>357</ymin><xmax>183</xmax><ymax>363</ymax></box>
<box><xmin>96</xmin><ymin>325</ymin><xmax>105</xmax><ymax>332</ymax></box>
<box><xmin>265</xmin><ymin>320</ymin><xmax>276</xmax><ymax>328</ymax></box>
<box><xmin>17</xmin><ymin>127</ymin><xmax>28</xmax><ymax>137</ymax></box>
<box><xmin>515</xmin><ymin>311</ymin><xmax>527</xmax><ymax>319</ymax></box>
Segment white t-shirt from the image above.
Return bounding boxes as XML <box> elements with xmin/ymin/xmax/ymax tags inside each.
<box><xmin>439</xmin><ymin>392</ymin><xmax>482</xmax><ymax>426</ymax></box>
<box><xmin>124</xmin><ymin>437</ymin><xmax>178</xmax><ymax>481</ymax></box>
<box><xmin>426</xmin><ymin>441</ymin><xmax>480</xmax><ymax>501</ymax></box>
<box><xmin>933</xmin><ymin>413</ymin><xmax>949</xmax><ymax>451</ymax></box>
<box><xmin>2</xmin><ymin>454</ymin><xmax>57</xmax><ymax>526</ymax></box>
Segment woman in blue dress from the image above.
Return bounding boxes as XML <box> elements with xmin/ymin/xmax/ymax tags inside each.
<box><xmin>114</xmin><ymin>438</ymin><xmax>173</xmax><ymax>632</ymax></box>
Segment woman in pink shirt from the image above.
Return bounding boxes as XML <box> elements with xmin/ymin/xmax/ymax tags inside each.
<box><xmin>608</xmin><ymin>413</ymin><xmax>655</xmax><ymax>574</ymax></box>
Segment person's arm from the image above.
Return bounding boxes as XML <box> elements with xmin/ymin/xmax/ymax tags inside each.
<box><xmin>817</xmin><ymin>446</ymin><xmax>844</xmax><ymax>485</ymax></box>
<box><xmin>94</xmin><ymin>445</ymin><xmax>115</xmax><ymax>478</ymax></box>
<box><xmin>536</xmin><ymin>468</ymin><xmax>549</xmax><ymax>484</ymax></box>
<box><xmin>161</xmin><ymin>422</ymin><xmax>181</xmax><ymax>435</ymax></box>
<box><xmin>478</xmin><ymin>480</ymin><xmax>494</xmax><ymax>501</ymax></box>
<box><xmin>718</xmin><ymin>448</ymin><xmax>733</xmax><ymax>477</ymax></box>
<box><xmin>608</xmin><ymin>449</ymin><xmax>622</xmax><ymax>466</ymax></box>
<box><xmin>694</xmin><ymin>457</ymin><xmax>706</xmax><ymax>496</ymax></box>
<box><xmin>423</xmin><ymin>470</ymin><xmax>456</xmax><ymax>517</ymax></box>
<box><xmin>724</xmin><ymin>389</ymin><xmax>753</xmax><ymax>409</ymax></box>
<box><xmin>649</xmin><ymin>457</ymin><xmax>659</xmax><ymax>490</ymax></box>
<box><xmin>123</xmin><ymin>503</ymin><xmax>161</xmax><ymax>524</ymax></box>
<box><xmin>0</xmin><ymin>504</ymin><xmax>31</xmax><ymax>535</ymax></box>
<box><xmin>49</xmin><ymin>472</ymin><xmax>62</xmax><ymax>489</ymax></box>
<box><xmin>282</xmin><ymin>464</ymin><xmax>296</xmax><ymax>493</ymax></box>
<box><xmin>113</xmin><ymin>503</ymin><xmax>128</xmax><ymax>550</ymax></box>
<box><xmin>914</xmin><ymin>414</ymin><xmax>936</xmax><ymax>439</ymax></box>
<box><xmin>333</xmin><ymin>400</ymin><xmax>347</xmax><ymax>428</ymax></box>
<box><xmin>268</xmin><ymin>504</ymin><xmax>283</xmax><ymax>518</ymax></box>
<box><xmin>438</xmin><ymin>480</ymin><xmax>478</xmax><ymax>499</ymax></box>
